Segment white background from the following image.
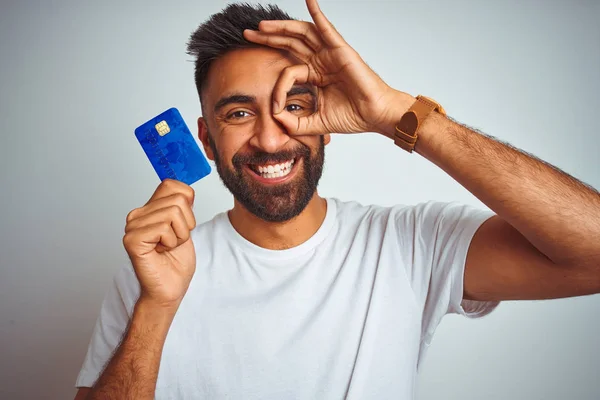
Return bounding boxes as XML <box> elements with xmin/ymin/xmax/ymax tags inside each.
<box><xmin>1</xmin><ymin>0</ymin><xmax>599</xmax><ymax>399</ymax></box>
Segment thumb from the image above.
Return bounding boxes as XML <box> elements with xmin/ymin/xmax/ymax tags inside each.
<box><xmin>273</xmin><ymin>111</ymin><xmax>325</xmax><ymax>136</ymax></box>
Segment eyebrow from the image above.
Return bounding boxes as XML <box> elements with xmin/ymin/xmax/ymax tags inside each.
<box><xmin>214</xmin><ymin>94</ymin><xmax>256</xmax><ymax>113</ymax></box>
<box><xmin>287</xmin><ymin>85</ymin><xmax>316</xmax><ymax>99</ymax></box>
<box><xmin>213</xmin><ymin>85</ymin><xmax>317</xmax><ymax>113</ymax></box>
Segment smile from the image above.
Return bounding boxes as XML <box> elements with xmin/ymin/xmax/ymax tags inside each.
<box><xmin>245</xmin><ymin>158</ymin><xmax>298</xmax><ymax>183</ymax></box>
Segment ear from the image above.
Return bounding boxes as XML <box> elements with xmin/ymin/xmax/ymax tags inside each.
<box><xmin>323</xmin><ymin>133</ymin><xmax>331</xmax><ymax>146</ymax></box>
<box><xmin>197</xmin><ymin>117</ymin><xmax>215</xmax><ymax>161</ymax></box>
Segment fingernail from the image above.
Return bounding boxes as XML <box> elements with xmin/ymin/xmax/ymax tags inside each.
<box><xmin>273</xmin><ymin>101</ymin><xmax>280</xmax><ymax>114</ymax></box>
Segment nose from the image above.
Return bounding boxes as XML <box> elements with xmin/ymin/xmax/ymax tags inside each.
<box><xmin>248</xmin><ymin>112</ymin><xmax>290</xmax><ymax>153</ymax></box>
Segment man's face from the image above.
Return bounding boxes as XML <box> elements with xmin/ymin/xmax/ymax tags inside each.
<box><xmin>199</xmin><ymin>47</ymin><xmax>329</xmax><ymax>222</ymax></box>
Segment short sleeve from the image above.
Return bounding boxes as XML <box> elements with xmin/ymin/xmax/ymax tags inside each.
<box><xmin>396</xmin><ymin>201</ymin><xmax>499</xmax><ymax>348</ymax></box>
<box><xmin>75</xmin><ymin>264</ymin><xmax>141</xmax><ymax>388</ymax></box>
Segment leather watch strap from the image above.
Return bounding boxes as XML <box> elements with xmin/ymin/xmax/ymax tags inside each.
<box><xmin>394</xmin><ymin>95</ymin><xmax>446</xmax><ymax>153</ymax></box>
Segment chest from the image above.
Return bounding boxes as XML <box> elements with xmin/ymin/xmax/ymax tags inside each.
<box><xmin>156</xmin><ymin>251</ymin><xmax>422</xmax><ymax>399</ymax></box>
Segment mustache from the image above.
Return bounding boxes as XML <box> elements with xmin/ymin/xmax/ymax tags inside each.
<box><xmin>232</xmin><ymin>145</ymin><xmax>311</xmax><ymax>167</ymax></box>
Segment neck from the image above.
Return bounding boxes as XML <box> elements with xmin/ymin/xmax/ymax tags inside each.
<box><xmin>227</xmin><ymin>193</ymin><xmax>328</xmax><ymax>250</ymax></box>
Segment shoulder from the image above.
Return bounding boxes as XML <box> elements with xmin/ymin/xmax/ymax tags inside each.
<box><xmin>330</xmin><ymin>198</ymin><xmax>489</xmax><ymax>233</ymax></box>
<box><xmin>329</xmin><ymin>197</ymin><xmax>434</xmax><ymax>226</ymax></box>
<box><xmin>190</xmin><ymin>211</ymin><xmax>228</xmax><ymax>240</ymax></box>
<box><xmin>386</xmin><ymin>200</ymin><xmax>487</xmax><ymax>227</ymax></box>
<box><xmin>188</xmin><ymin>211</ymin><xmax>231</xmax><ymax>260</ymax></box>
<box><xmin>330</xmin><ymin>197</ymin><xmax>400</xmax><ymax>221</ymax></box>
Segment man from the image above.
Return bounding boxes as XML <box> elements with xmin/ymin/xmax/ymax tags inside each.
<box><xmin>74</xmin><ymin>0</ymin><xmax>600</xmax><ymax>398</ymax></box>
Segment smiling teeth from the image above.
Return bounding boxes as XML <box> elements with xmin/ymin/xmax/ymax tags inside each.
<box><xmin>257</xmin><ymin>159</ymin><xmax>294</xmax><ymax>179</ymax></box>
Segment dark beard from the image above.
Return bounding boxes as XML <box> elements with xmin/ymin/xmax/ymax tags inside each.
<box><xmin>208</xmin><ymin>135</ymin><xmax>325</xmax><ymax>223</ymax></box>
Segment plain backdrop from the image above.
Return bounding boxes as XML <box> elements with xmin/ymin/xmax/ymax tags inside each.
<box><xmin>1</xmin><ymin>0</ymin><xmax>599</xmax><ymax>399</ymax></box>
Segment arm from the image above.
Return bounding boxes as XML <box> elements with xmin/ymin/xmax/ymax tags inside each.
<box><xmin>85</xmin><ymin>299</ymin><xmax>177</xmax><ymax>399</ymax></box>
<box><xmin>381</xmin><ymin>92</ymin><xmax>600</xmax><ymax>301</ymax></box>
<box><xmin>74</xmin><ymin>388</ymin><xmax>91</xmax><ymax>400</ymax></box>
<box><xmin>75</xmin><ymin>179</ymin><xmax>197</xmax><ymax>399</ymax></box>
<box><xmin>244</xmin><ymin>0</ymin><xmax>600</xmax><ymax>302</ymax></box>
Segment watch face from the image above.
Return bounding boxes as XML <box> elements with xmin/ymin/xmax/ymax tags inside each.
<box><xmin>398</xmin><ymin>111</ymin><xmax>418</xmax><ymax>135</ymax></box>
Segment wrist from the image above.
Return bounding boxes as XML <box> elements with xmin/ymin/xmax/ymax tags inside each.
<box><xmin>138</xmin><ymin>291</ymin><xmax>185</xmax><ymax>312</ymax></box>
<box><xmin>134</xmin><ymin>296</ymin><xmax>179</xmax><ymax>330</ymax></box>
<box><xmin>379</xmin><ymin>91</ymin><xmax>452</xmax><ymax>156</ymax></box>
<box><xmin>373</xmin><ymin>89</ymin><xmax>414</xmax><ymax>139</ymax></box>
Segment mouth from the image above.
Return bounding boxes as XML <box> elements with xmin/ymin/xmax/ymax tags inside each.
<box><xmin>244</xmin><ymin>157</ymin><xmax>299</xmax><ymax>184</ymax></box>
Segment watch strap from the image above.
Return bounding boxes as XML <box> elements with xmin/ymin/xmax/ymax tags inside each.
<box><xmin>394</xmin><ymin>95</ymin><xmax>446</xmax><ymax>153</ymax></box>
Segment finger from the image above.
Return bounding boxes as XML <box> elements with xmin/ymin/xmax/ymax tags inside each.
<box><xmin>306</xmin><ymin>0</ymin><xmax>346</xmax><ymax>48</ymax></box>
<box><xmin>125</xmin><ymin>205</ymin><xmax>190</xmax><ymax>245</ymax></box>
<box><xmin>147</xmin><ymin>179</ymin><xmax>195</xmax><ymax>206</ymax></box>
<box><xmin>123</xmin><ymin>221</ymin><xmax>179</xmax><ymax>257</ymax></box>
<box><xmin>273</xmin><ymin>108</ymin><xmax>324</xmax><ymax>137</ymax></box>
<box><xmin>243</xmin><ymin>30</ymin><xmax>314</xmax><ymax>62</ymax></box>
<box><xmin>272</xmin><ymin>64</ymin><xmax>312</xmax><ymax>114</ymax></box>
<box><xmin>255</xmin><ymin>20</ymin><xmax>323</xmax><ymax>52</ymax></box>
<box><xmin>272</xmin><ymin>65</ymin><xmax>326</xmax><ymax>135</ymax></box>
<box><xmin>127</xmin><ymin>193</ymin><xmax>196</xmax><ymax>230</ymax></box>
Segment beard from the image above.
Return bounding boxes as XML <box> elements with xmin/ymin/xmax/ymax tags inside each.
<box><xmin>208</xmin><ymin>135</ymin><xmax>325</xmax><ymax>223</ymax></box>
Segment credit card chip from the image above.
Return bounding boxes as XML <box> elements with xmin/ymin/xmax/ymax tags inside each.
<box><xmin>155</xmin><ymin>120</ymin><xmax>170</xmax><ymax>136</ymax></box>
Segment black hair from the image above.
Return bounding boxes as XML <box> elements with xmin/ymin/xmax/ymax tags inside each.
<box><xmin>186</xmin><ymin>3</ymin><xmax>295</xmax><ymax>107</ymax></box>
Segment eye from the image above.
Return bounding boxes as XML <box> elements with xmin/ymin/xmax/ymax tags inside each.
<box><xmin>285</xmin><ymin>104</ymin><xmax>304</xmax><ymax>112</ymax></box>
<box><xmin>227</xmin><ymin>110</ymin><xmax>252</xmax><ymax>120</ymax></box>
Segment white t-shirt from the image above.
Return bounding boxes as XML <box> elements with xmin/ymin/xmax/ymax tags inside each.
<box><xmin>76</xmin><ymin>198</ymin><xmax>499</xmax><ymax>399</ymax></box>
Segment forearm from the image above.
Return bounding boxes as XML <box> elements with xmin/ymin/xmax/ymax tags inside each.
<box><xmin>87</xmin><ymin>299</ymin><xmax>177</xmax><ymax>400</ymax></box>
<box><xmin>389</xmin><ymin>94</ymin><xmax>600</xmax><ymax>269</ymax></box>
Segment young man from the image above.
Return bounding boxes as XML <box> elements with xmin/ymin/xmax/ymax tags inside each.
<box><xmin>74</xmin><ymin>0</ymin><xmax>600</xmax><ymax>398</ymax></box>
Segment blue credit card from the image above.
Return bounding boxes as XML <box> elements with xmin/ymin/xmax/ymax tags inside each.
<box><xmin>134</xmin><ymin>108</ymin><xmax>211</xmax><ymax>185</ymax></box>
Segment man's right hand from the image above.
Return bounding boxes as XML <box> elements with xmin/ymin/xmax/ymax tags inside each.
<box><xmin>123</xmin><ymin>179</ymin><xmax>197</xmax><ymax>310</ymax></box>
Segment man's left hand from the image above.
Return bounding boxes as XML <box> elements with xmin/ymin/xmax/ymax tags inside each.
<box><xmin>243</xmin><ymin>0</ymin><xmax>411</xmax><ymax>137</ymax></box>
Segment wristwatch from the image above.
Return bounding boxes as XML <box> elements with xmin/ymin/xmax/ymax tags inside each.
<box><xmin>394</xmin><ymin>95</ymin><xmax>446</xmax><ymax>153</ymax></box>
